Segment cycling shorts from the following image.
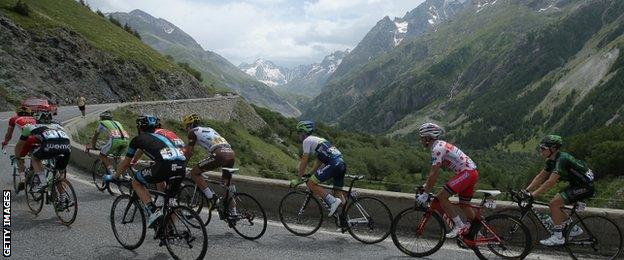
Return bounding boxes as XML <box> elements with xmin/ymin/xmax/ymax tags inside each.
<box><xmin>560</xmin><ymin>185</ymin><xmax>595</xmax><ymax>204</ymax></box>
<box><xmin>197</xmin><ymin>146</ymin><xmax>235</xmax><ymax>172</ymax></box>
<box><xmin>136</xmin><ymin>160</ymin><xmax>186</xmax><ymax>184</ymax></box>
<box><xmin>101</xmin><ymin>138</ymin><xmax>129</xmax><ymax>156</ymax></box>
<box><xmin>312</xmin><ymin>158</ymin><xmax>346</xmax><ymax>188</ymax></box>
<box><xmin>32</xmin><ymin>138</ymin><xmax>71</xmax><ymax>170</ymax></box>
<box><xmin>443</xmin><ymin>169</ymin><xmax>479</xmax><ymax>203</ymax></box>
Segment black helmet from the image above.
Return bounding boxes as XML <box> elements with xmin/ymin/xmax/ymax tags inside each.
<box><xmin>136</xmin><ymin>115</ymin><xmax>159</xmax><ymax>132</ymax></box>
<box><xmin>100</xmin><ymin>110</ymin><xmax>113</xmax><ymax>120</ymax></box>
<box><xmin>36</xmin><ymin>111</ymin><xmax>53</xmax><ymax>124</ymax></box>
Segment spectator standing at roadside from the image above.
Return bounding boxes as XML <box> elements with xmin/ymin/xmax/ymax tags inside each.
<box><xmin>77</xmin><ymin>96</ymin><xmax>86</xmax><ymax>118</ymax></box>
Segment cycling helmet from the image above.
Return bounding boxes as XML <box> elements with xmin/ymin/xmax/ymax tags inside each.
<box><xmin>36</xmin><ymin>111</ymin><xmax>53</xmax><ymax>124</ymax></box>
<box><xmin>296</xmin><ymin>120</ymin><xmax>315</xmax><ymax>134</ymax></box>
<box><xmin>99</xmin><ymin>110</ymin><xmax>113</xmax><ymax>120</ymax></box>
<box><xmin>540</xmin><ymin>135</ymin><xmax>563</xmax><ymax>149</ymax></box>
<box><xmin>182</xmin><ymin>113</ymin><xmax>200</xmax><ymax>129</ymax></box>
<box><xmin>418</xmin><ymin>123</ymin><xmax>443</xmax><ymax>139</ymax></box>
<box><xmin>136</xmin><ymin>115</ymin><xmax>159</xmax><ymax>132</ymax></box>
<box><xmin>16</xmin><ymin>106</ymin><xmax>32</xmax><ymax>116</ymax></box>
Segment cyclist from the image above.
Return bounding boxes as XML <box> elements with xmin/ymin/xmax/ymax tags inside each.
<box><xmin>3</xmin><ymin>106</ymin><xmax>37</xmax><ymax>187</ymax></box>
<box><xmin>296</xmin><ymin>120</ymin><xmax>345</xmax><ymax>217</ymax></box>
<box><xmin>416</xmin><ymin>123</ymin><xmax>479</xmax><ymax>238</ymax></box>
<box><xmin>114</xmin><ymin>115</ymin><xmax>186</xmax><ymax>226</ymax></box>
<box><xmin>14</xmin><ymin>112</ymin><xmax>71</xmax><ymax>202</ymax></box>
<box><xmin>3</xmin><ymin>106</ymin><xmax>36</xmax><ymax>148</ymax></box>
<box><xmin>524</xmin><ymin>135</ymin><xmax>594</xmax><ymax>246</ymax></box>
<box><xmin>181</xmin><ymin>114</ymin><xmax>235</xmax><ymax>205</ymax></box>
<box><xmin>155</xmin><ymin>122</ymin><xmax>185</xmax><ymax>149</ymax></box>
<box><xmin>87</xmin><ymin>111</ymin><xmax>129</xmax><ymax>182</ymax></box>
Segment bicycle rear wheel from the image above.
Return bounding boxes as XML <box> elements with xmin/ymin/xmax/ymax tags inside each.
<box><xmin>12</xmin><ymin>166</ymin><xmax>19</xmax><ymax>192</ymax></box>
<box><xmin>472</xmin><ymin>214</ymin><xmax>531</xmax><ymax>260</ymax></box>
<box><xmin>391</xmin><ymin>207</ymin><xmax>446</xmax><ymax>257</ymax></box>
<box><xmin>279</xmin><ymin>190</ymin><xmax>323</xmax><ymax>236</ymax></box>
<box><xmin>176</xmin><ymin>184</ymin><xmax>205</xmax><ymax>215</ymax></box>
<box><xmin>163</xmin><ymin>206</ymin><xmax>208</xmax><ymax>260</ymax></box>
<box><xmin>110</xmin><ymin>194</ymin><xmax>146</xmax><ymax>250</ymax></box>
<box><xmin>497</xmin><ymin>208</ymin><xmax>541</xmax><ymax>246</ymax></box>
<box><xmin>92</xmin><ymin>159</ymin><xmax>114</xmax><ymax>195</ymax></box>
<box><xmin>25</xmin><ymin>173</ymin><xmax>44</xmax><ymax>214</ymax></box>
<box><xmin>228</xmin><ymin>193</ymin><xmax>267</xmax><ymax>240</ymax></box>
<box><xmin>566</xmin><ymin>215</ymin><xmax>622</xmax><ymax>260</ymax></box>
<box><xmin>53</xmin><ymin>179</ymin><xmax>78</xmax><ymax>226</ymax></box>
<box><xmin>345</xmin><ymin>196</ymin><xmax>392</xmax><ymax>244</ymax></box>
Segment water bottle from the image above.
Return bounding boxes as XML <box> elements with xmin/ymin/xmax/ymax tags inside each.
<box><xmin>532</xmin><ymin>208</ymin><xmax>554</xmax><ymax>232</ymax></box>
<box><xmin>484</xmin><ymin>199</ymin><xmax>496</xmax><ymax>209</ymax></box>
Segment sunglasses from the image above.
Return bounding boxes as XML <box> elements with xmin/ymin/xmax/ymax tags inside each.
<box><xmin>538</xmin><ymin>145</ymin><xmax>549</xmax><ymax>151</ymax></box>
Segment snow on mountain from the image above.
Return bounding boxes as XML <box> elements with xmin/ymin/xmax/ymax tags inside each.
<box><xmin>239</xmin><ymin>59</ymin><xmax>288</xmax><ymax>87</ymax></box>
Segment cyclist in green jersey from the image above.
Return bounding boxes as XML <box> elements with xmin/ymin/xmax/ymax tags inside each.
<box><xmin>86</xmin><ymin>111</ymin><xmax>130</xmax><ymax>181</ymax></box>
<box><xmin>524</xmin><ymin>135</ymin><xmax>595</xmax><ymax>246</ymax></box>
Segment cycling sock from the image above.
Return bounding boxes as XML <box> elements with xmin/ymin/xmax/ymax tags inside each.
<box><xmin>107</xmin><ymin>166</ymin><xmax>116</xmax><ymax>176</ymax></box>
<box><xmin>553</xmin><ymin>225</ymin><xmax>563</xmax><ymax>238</ymax></box>
<box><xmin>452</xmin><ymin>216</ymin><xmax>464</xmax><ymax>227</ymax></box>
<box><xmin>155</xmin><ymin>196</ymin><xmax>164</xmax><ymax>207</ymax></box>
<box><xmin>324</xmin><ymin>194</ymin><xmax>337</xmax><ymax>205</ymax></box>
<box><xmin>203</xmin><ymin>187</ymin><xmax>214</xmax><ymax>199</ymax></box>
<box><xmin>36</xmin><ymin>171</ymin><xmax>46</xmax><ymax>184</ymax></box>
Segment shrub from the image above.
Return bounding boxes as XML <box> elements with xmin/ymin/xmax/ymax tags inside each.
<box><xmin>109</xmin><ymin>16</ymin><xmax>122</xmax><ymax>27</ymax></box>
<box><xmin>177</xmin><ymin>62</ymin><xmax>203</xmax><ymax>82</ymax></box>
<box><xmin>12</xmin><ymin>0</ymin><xmax>30</xmax><ymax>16</ymax></box>
<box><xmin>96</xmin><ymin>10</ymin><xmax>105</xmax><ymax>18</ymax></box>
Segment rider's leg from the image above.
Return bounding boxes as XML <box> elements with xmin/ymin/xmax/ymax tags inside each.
<box><xmin>31</xmin><ymin>158</ymin><xmax>45</xmax><ymax>188</ymax></box>
<box><xmin>437</xmin><ymin>189</ymin><xmax>463</xmax><ymax>224</ymax></box>
<box><xmin>193</xmin><ymin>155</ymin><xmax>217</xmax><ymax>199</ymax></box>
<box><xmin>549</xmin><ymin>195</ymin><xmax>566</xmax><ymax>236</ymax></box>
<box><xmin>100</xmin><ymin>153</ymin><xmax>114</xmax><ymax>174</ymax></box>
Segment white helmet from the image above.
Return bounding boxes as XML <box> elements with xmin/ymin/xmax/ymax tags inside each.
<box><xmin>418</xmin><ymin>123</ymin><xmax>443</xmax><ymax>139</ymax></box>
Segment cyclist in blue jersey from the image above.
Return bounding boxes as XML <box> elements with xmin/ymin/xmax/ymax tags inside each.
<box><xmin>114</xmin><ymin>115</ymin><xmax>186</xmax><ymax>226</ymax></box>
<box><xmin>296</xmin><ymin>120</ymin><xmax>346</xmax><ymax>216</ymax></box>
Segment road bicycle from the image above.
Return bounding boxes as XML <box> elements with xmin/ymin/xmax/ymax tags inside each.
<box><xmin>87</xmin><ymin>147</ymin><xmax>132</xmax><ymax>195</ymax></box>
<box><xmin>278</xmin><ymin>174</ymin><xmax>393</xmax><ymax>244</ymax></box>
<box><xmin>176</xmin><ymin>168</ymin><xmax>268</xmax><ymax>240</ymax></box>
<box><xmin>24</xmin><ymin>155</ymin><xmax>78</xmax><ymax>226</ymax></box>
<box><xmin>9</xmin><ymin>155</ymin><xmax>31</xmax><ymax>194</ymax></box>
<box><xmin>110</xmin><ymin>174</ymin><xmax>208</xmax><ymax>260</ymax></box>
<box><xmin>500</xmin><ymin>189</ymin><xmax>622</xmax><ymax>260</ymax></box>
<box><xmin>391</xmin><ymin>188</ymin><xmax>532</xmax><ymax>259</ymax></box>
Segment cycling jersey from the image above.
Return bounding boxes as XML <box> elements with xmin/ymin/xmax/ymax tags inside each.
<box><xmin>8</xmin><ymin>115</ymin><xmax>36</xmax><ymax>128</ymax></box>
<box><xmin>126</xmin><ymin>133</ymin><xmax>186</xmax><ymax>162</ymax></box>
<box><xmin>430</xmin><ymin>140</ymin><xmax>477</xmax><ymax>174</ymax></box>
<box><xmin>545</xmin><ymin>152</ymin><xmax>593</xmax><ymax>186</ymax></box>
<box><xmin>188</xmin><ymin>126</ymin><xmax>230</xmax><ymax>152</ymax></box>
<box><xmin>20</xmin><ymin>124</ymin><xmax>71</xmax><ymax>170</ymax></box>
<box><xmin>155</xmin><ymin>128</ymin><xmax>185</xmax><ymax>148</ymax></box>
<box><xmin>97</xmin><ymin>120</ymin><xmax>129</xmax><ymax>140</ymax></box>
<box><xmin>302</xmin><ymin>136</ymin><xmax>342</xmax><ymax>164</ymax></box>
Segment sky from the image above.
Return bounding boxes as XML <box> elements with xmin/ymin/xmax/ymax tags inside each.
<box><xmin>87</xmin><ymin>0</ymin><xmax>423</xmax><ymax>68</ymax></box>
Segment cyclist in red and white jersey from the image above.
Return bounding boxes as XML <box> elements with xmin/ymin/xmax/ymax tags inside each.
<box><xmin>3</xmin><ymin>106</ymin><xmax>36</xmax><ymax>149</ymax></box>
<box><xmin>417</xmin><ymin>123</ymin><xmax>479</xmax><ymax>238</ymax></box>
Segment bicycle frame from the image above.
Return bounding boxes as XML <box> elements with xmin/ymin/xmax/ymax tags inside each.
<box><xmin>419</xmin><ymin>196</ymin><xmax>506</xmax><ymax>248</ymax></box>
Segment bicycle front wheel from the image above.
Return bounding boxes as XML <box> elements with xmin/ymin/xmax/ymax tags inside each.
<box><xmin>92</xmin><ymin>159</ymin><xmax>113</xmax><ymax>195</ymax></box>
<box><xmin>566</xmin><ymin>215</ymin><xmax>623</xmax><ymax>260</ymax></box>
<box><xmin>25</xmin><ymin>174</ymin><xmax>44</xmax><ymax>214</ymax></box>
<box><xmin>163</xmin><ymin>206</ymin><xmax>208</xmax><ymax>260</ymax></box>
<box><xmin>176</xmin><ymin>184</ymin><xmax>205</xmax><ymax>215</ymax></box>
<box><xmin>472</xmin><ymin>214</ymin><xmax>531</xmax><ymax>260</ymax></box>
<box><xmin>12</xmin><ymin>166</ymin><xmax>19</xmax><ymax>192</ymax></box>
<box><xmin>53</xmin><ymin>179</ymin><xmax>78</xmax><ymax>226</ymax></box>
<box><xmin>345</xmin><ymin>196</ymin><xmax>393</xmax><ymax>244</ymax></box>
<box><xmin>110</xmin><ymin>194</ymin><xmax>146</xmax><ymax>250</ymax></box>
<box><xmin>279</xmin><ymin>190</ymin><xmax>323</xmax><ymax>236</ymax></box>
<box><xmin>228</xmin><ymin>193</ymin><xmax>267</xmax><ymax>240</ymax></box>
<box><xmin>391</xmin><ymin>207</ymin><xmax>446</xmax><ymax>257</ymax></box>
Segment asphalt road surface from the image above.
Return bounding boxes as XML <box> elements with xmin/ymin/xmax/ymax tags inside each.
<box><xmin>0</xmin><ymin>105</ymin><xmax>566</xmax><ymax>259</ymax></box>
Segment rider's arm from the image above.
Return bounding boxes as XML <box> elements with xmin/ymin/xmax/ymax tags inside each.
<box><xmin>310</xmin><ymin>159</ymin><xmax>322</xmax><ymax>174</ymax></box>
<box><xmin>183</xmin><ymin>131</ymin><xmax>197</xmax><ymax>158</ymax></box>
<box><xmin>298</xmin><ymin>154</ymin><xmax>310</xmax><ymax>177</ymax></box>
<box><xmin>531</xmin><ymin>172</ymin><xmax>559</xmax><ymax>197</ymax></box>
<box><xmin>117</xmin><ymin>150</ymin><xmax>143</xmax><ymax>176</ymax></box>
<box><xmin>90</xmin><ymin>129</ymin><xmax>100</xmax><ymax>148</ymax></box>
<box><xmin>3</xmin><ymin>126</ymin><xmax>14</xmax><ymax>145</ymax></box>
<box><xmin>423</xmin><ymin>165</ymin><xmax>441</xmax><ymax>193</ymax></box>
<box><xmin>526</xmin><ymin>169</ymin><xmax>549</xmax><ymax>192</ymax></box>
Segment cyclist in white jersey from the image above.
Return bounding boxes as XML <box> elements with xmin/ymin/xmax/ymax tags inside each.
<box><xmin>181</xmin><ymin>114</ymin><xmax>235</xmax><ymax>201</ymax></box>
<box><xmin>417</xmin><ymin>123</ymin><xmax>480</xmax><ymax>238</ymax></box>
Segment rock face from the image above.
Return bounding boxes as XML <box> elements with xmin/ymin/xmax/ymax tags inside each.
<box><xmin>0</xmin><ymin>15</ymin><xmax>210</xmax><ymax>109</ymax></box>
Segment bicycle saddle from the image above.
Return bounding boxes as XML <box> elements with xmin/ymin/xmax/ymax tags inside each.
<box><xmin>476</xmin><ymin>189</ymin><xmax>501</xmax><ymax>197</ymax></box>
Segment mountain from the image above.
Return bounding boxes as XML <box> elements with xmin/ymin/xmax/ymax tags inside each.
<box><xmin>239</xmin><ymin>50</ymin><xmax>348</xmax><ymax>97</ymax></box>
<box><xmin>304</xmin><ymin>0</ymin><xmax>624</xmax><ymax>150</ymax></box>
<box><xmin>109</xmin><ymin>9</ymin><xmax>300</xmax><ymax>117</ymax></box>
<box><xmin>328</xmin><ymin>0</ymin><xmax>470</xmax><ymax>83</ymax></box>
<box><xmin>0</xmin><ymin>0</ymin><xmax>213</xmax><ymax>109</ymax></box>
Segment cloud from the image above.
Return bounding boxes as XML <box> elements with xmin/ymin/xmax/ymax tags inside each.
<box><xmin>87</xmin><ymin>0</ymin><xmax>422</xmax><ymax>67</ymax></box>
